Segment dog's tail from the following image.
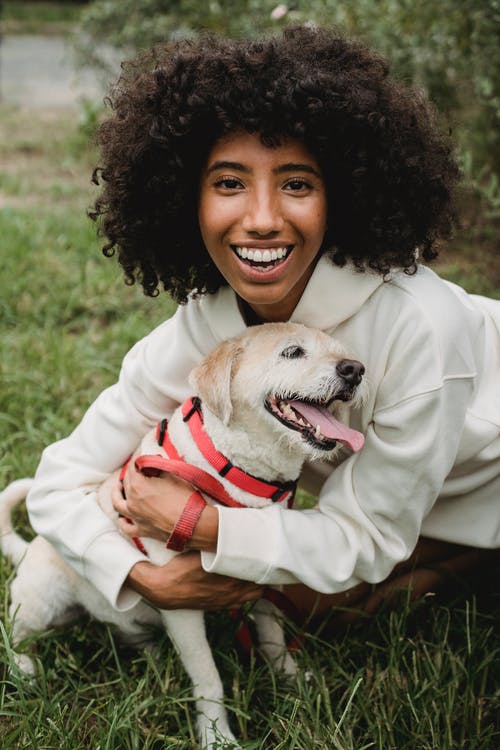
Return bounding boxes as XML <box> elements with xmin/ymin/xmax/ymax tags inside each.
<box><xmin>0</xmin><ymin>478</ymin><xmax>34</xmax><ymax>565</ymax></box>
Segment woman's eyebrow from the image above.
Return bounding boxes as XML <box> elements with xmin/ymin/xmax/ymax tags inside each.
<box><xmin>205</xmin><ymin>160</ymin><xmax>321</xmax><ymax>177</ymax></box>
<box><xmin>273</xmin><ymin>163</ymin><xmax>322</xmax><ymax>177</ymax></box>
<box><xmin>206</xmin><ymin>160</ymin><xmax>250</xmax><ymax>174</ymax></box>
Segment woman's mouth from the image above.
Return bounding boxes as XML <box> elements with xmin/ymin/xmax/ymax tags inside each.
<box><xmin>231</xmin><ymin>245</ymin><xmax>293</xmax><ymax>272</ymax></box>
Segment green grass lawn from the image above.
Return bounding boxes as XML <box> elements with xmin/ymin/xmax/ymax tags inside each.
<box><xmin>0</xmin><ymin>104</ymin><xmax>499</xmax><ymax>749</ymax></box>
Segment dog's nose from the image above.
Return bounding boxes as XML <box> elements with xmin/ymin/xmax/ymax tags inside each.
<box><xmin>336</xmin><ymin>359</ymin><xmax>365</xmax><ymax>386</ymax></box>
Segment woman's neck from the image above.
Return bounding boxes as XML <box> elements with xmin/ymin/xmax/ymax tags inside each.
<box><xmin>237</xmin><ymin>298</ymin><xmax>266</xmax><ymax>326</ymax></box>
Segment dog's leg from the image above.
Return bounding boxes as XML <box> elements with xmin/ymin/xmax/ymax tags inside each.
<box><xmin>252</xmin><ymin>598</ymin><xmax>298</xmax><ymax>677</ymax></box>
<box><xmin>160</xmin><ymin>609</ymin><xmax>240</xmax><ymax>749</ymax></box>
<box><xmin>7</xmin><ymin>537</ymin><xmax>82</xmax><ymax>676</ymax></box>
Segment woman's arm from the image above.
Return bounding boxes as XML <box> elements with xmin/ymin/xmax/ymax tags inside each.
<box><xmin>26</xmin><ymin>305</ymin><xmax>221</xmax><ymax>610</ymax></box>
<box><xmin>127</xmin><ymin>553</ymin><xmax>263</xmax><ymax>610</ymax></box>
<box><xmin>198</xmin><ymin>378</ymin><xmax>475</xmax><ymax>592</ymax></box>
<box><xmin>113</xmin><ymin>377</ymin><xmax>472</xmax><ymax>596</ymax></box>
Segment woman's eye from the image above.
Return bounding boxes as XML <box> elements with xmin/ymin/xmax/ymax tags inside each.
<box><xmin>283</xmin><ymin>179</ymin><xmax>310</xmax><ymax>192</ymax></box>
<box><xmin>214</xmin><ymin>177</ymin><xmax>243</xmax><ymax>190</ymax></box>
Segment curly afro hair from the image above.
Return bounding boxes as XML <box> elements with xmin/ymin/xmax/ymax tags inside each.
<box><xmin>91</xmin><ymin>25</ymin><xmax>460</xmax><ymax>303</ymax></box>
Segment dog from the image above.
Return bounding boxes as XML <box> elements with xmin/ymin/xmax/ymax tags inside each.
<box><xmin>0</xmin><ymin>321</ymin><xmax>366</xmax><ymax>749</ymax></box>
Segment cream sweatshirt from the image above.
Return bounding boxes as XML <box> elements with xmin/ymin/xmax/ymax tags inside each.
<box><xmin>27</xmin><ymin>257</ymin><xmax>500</xmax><ymax>609</ymax></box>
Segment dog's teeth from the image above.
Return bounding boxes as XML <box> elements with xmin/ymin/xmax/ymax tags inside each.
<box><xmin>315</xmin><ymin>424</ymin><xmax>321</xmax><ymax>438</ymax></box>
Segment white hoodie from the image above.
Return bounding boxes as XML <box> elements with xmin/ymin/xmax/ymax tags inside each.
<box><xmin>26</xmin><ymin>257</ymin><xmax>500</xmax><ymax>610</ymax></box>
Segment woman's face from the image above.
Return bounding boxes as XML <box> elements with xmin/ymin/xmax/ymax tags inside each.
<box><xmin>198</xmin><ymin>131</ymin><xmax>328</xmax><ymax>322</ymax></box>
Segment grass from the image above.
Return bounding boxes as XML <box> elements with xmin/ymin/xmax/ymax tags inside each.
<box><xmin>0</xmin><ymin>103</ymin><xmax>499</xmax><ymax>749</ymax></box>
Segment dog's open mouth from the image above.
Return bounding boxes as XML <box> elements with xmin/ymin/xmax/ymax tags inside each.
<box><xmin>265</xmin><ymin>395</ymin><xmax>365</xmax><ymax>452</ymax></box>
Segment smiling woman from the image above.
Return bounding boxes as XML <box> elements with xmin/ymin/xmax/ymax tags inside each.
<box><xmin>90</xmin><ymin>27</ymin><xmax>458</xmax><ymax>303</ymax></box>
<box><xmin>198</xmin><ymin>131</ymin><xmax>328</xmax><ymax>322</ymax></box>
<box><xmin>24</xmin><ymin>25</ymin><xmax>500</xmax><ymax>674</ymax></box>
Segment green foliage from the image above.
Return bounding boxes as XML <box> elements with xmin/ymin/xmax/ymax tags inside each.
<box><xmin>1</xmin><ymin>582</ymin><xmax>499</xmax><ymax>748</ymax></box>
<box><xmin>75</xmin><ymin>0</ymin><xmax>500</xmax><ymax>219</ymax></box>
<box><xmin>2</xmin><ymin>1</ymin><xmax>86</xmax><ymax>34</ymax></box>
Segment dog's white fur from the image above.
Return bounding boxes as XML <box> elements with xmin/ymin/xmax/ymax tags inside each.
<box><xmin>0</xmin><ymin>322</ymin><xmax>365</xmax><ymax>749</ymax></box>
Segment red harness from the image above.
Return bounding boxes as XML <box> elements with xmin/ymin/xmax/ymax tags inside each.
<box><xmin>119</xmin><ymin>396</ymin><xmax>303</xmax><ymax>651</ymax></box>
<box><xmin>134</xmin><ymin>397</ymin><xmax>295</xmax><ymax>507</ymax></box>
<box><xmin>120</xmin><ymin>396</ymin><xmax>296</xmax><ymax>552</ymax></box>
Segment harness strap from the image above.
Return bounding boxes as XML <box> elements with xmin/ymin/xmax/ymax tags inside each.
<box><xmin>181</xmin><ymin>397</ymin><xmax>296</xmax><ymax>507</ymax></box>
<box><xmin>156</xmin><ymin>419</ymin><xmax>182</xmax><ymax>460</ymax></box>
<box><xmin>134</xmin><ymin>454</ymin><xmax>247</xmax><ymax>508</ymax></box>
<box><xmin>120</xmin><ymin>414</ymin><xmax>304</xmax><ymax>652</ymax></box>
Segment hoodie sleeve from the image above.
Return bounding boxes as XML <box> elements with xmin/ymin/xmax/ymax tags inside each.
<box><xmin>201</xmin><ymin>277</ymin><xmax>484</xmax><ymax>590</ymax></box>
<box><xmin>201</xmin><ymin>376</ymin><xmax>474</xmax><ymax>591</ymax></box>
<box><xmin>27</xmin><ymin>302</ymin><xmax>218</xmax><ymax>610</ymax></box>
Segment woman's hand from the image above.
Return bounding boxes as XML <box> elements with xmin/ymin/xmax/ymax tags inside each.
<box><xmin>128</xmin><ymin>552</ymin><xmax>264</xmax><ymax>610</ymax></box>
<box><xmin>111</xmin><ymin>459</ymin><xmax>219</xmax><ymax>552</ymax></box>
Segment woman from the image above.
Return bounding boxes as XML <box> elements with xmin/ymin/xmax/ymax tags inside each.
<box><xmin>27</xmin><ymin>26</ymin><xmax>500</xmax><ymax>624</ymax></box>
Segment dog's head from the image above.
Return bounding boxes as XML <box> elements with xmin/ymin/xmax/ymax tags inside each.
<box><xmin>189</xmin><ymin>322</ymin><xmax>366</xmax><ymax>461</ymax></box>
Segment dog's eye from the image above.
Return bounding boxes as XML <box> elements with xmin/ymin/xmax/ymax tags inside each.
<box><xmin>281</xmin><ymin>345</ymin><xmax>306</xmax><ymax>359</ymax></box>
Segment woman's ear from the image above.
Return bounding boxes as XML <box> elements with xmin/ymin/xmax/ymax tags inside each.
<box><xmin>189</xmin><ymin>339</ymin><xmax>242</xmax><ymax>425</ymax></box>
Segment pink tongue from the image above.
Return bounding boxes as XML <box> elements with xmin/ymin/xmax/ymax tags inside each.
<box><xmin>289</xmin><ymin>400</ymin><xmax>365</xmax><ymax>452</ymax></box>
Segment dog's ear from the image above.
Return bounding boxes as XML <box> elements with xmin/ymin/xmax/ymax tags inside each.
<box><xmin>189</xmin><ymin>339</ymin><xmax>242</xmax><ymax>425</ymax></box>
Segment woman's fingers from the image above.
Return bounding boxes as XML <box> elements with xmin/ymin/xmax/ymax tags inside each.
<box><xmin>111</xmin><ymin>478</ymin><xmax>169</xmax><ymax>541</ymax></box>
<box><xmin>111</xmin><ymin>481</ymin><xmax>128</xmax><ymax>516</ymax></box>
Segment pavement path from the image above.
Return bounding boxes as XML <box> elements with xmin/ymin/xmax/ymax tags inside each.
<box><xmin>0</xmin><ymin>34</ymin><xmax>117</xmax><ymax>108</ymax></box>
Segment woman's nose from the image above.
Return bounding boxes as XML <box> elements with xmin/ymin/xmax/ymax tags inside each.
<box><xmin>241</xmin><ymin>189</ymin><xmax>284</xmax><ymax>235</ymax></box>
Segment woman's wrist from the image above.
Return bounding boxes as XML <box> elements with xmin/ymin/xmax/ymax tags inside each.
<box><xmin>127</xmin><ymin>559</ymin><xmax>162</xmax><ymax>602</ymax></box>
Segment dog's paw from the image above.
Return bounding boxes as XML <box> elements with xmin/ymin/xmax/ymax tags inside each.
<box><xmin>197</xmin><ymin>718</ymin><xmax>241</xmax><ymax>749</ymax></box>
<box><xmin>279</xmin><ymin>650</ymin><xmax>298</xmax><ymax>678</ymax></box>
<box><xmin>10</xmin><ymin>651</ymin><xmax>37</xmax><ymax>679</ymax></box>
<box><xmin>258</xmin><ymin>642</ymin><xmax>298</xmax><ymax>678</ymax></box>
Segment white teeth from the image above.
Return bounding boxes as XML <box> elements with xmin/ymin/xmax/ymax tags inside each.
<box><xmin>234</xmin><ymin>246</ymin><xmax>289</xmax><ymax>263</ymax></box>
<box><xmin>278</xmin><ymin>402</ymin><xmax>321</xmax><ymax>434</ymax></box>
